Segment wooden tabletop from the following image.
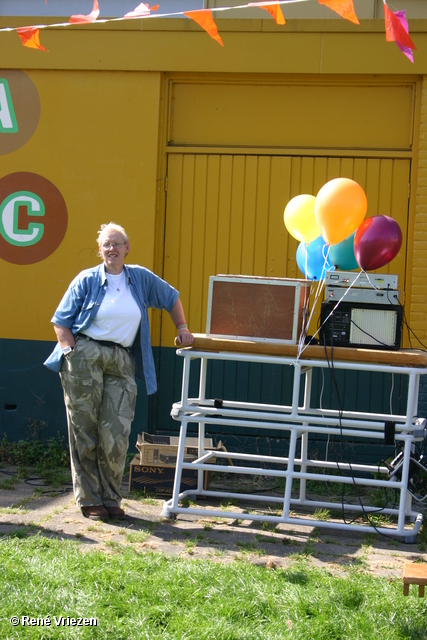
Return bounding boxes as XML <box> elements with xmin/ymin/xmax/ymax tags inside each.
<box><xmin>175</xmin><ymin>334</ymin><xmax>427</xmax><ymax>369</ymax></box>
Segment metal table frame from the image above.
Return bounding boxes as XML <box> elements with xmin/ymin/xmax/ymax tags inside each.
<box><xmin>161</xmin><ymin>347</ymin><xmax>427</xmax><ymax>541</ymax></box>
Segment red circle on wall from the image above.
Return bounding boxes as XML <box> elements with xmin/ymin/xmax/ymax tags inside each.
<box><xmin>0</xmin><ymin>172</ymin><xmax>68</xmax><ymax>265</ymax></box>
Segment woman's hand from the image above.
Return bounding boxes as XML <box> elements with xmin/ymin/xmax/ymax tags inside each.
<box><xmin>176</xmin><ymin>328</ymin><xmax>194</xmax><ymax>346</ymax></box>
<box><xmin>53</xmin><ymin>324</ymin><xmax>76</xmax><ymax>351</ymax></box>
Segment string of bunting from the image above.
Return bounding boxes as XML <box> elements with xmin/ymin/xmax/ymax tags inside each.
<box><xmin>1</xmin><ymin>0</ymin><xmax>416</xmax><ymax>62</ymax></box>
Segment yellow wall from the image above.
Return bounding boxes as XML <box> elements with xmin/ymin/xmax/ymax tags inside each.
<box><xmin>412</xmin><ymin>76</ymin><xmax>427</xmax><ymax>338</ymax></box>
<box><xmin>1</xmin><ymin>69</ymin><xmax>161</xmax><ymax>341</ymax></box>
<box><xmin>170</xmin><ymin>79</ymin><xmax>414</xmax><ymax>149</ymax></box>
<box><xmin>1</xmin><ymin>18</ymin><xmax>427</xmax><ymax>344</ymax></box>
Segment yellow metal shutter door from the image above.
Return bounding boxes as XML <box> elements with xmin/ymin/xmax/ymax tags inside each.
<box><xmin>161</xmin><ymin>153</ymin><xmax>410</xmax><ymax>346</ymax></box>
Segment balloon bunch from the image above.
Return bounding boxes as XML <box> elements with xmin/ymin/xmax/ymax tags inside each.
<box><xmin>284</xmin><ymin>178</ymin><xmax>402</xmax><ymax>280</ymax></box>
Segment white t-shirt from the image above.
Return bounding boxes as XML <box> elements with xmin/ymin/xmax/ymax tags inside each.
<box><xmin>82</xmin><ymin>271</ymin><xmax>141</xmax><ymax>347</ymax></box>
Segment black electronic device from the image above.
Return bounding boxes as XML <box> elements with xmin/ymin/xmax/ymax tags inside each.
<box><xmin>319</xmin><ymin>300</ymin><xmax>403</xmax><ymax>350</ymax></box>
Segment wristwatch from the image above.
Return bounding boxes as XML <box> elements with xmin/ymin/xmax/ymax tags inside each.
<box><xmin>63</xmin><ymin>346</ymin><xmax>74</xmax><ymax>356</ymax></box>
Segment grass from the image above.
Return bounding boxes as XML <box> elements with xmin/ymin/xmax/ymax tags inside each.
<box><xmin>1</xmin><ymin>439</ymin><xmax>427</xmax><ymax>638</ymax></box>
<box><xmin>128</xmin><ymin>491</ymin><xmax>159</xmax><ymax>506</ymax></box>
<box><xmin>235</xmin><ymin>541</ymin><xmax>266</xmax><ymax>556</ymax></box>
<box><xmin>0</xmin><ymin>506</ymin><xmax>30</xmax><ymax>516</ymax></box>
<box><xmin>126</xmin><ymin>530</ymin><xmax>151</xmax><ymax>544</ymax></box>
<box><xmin>314</xmin><ymin>508</ymin><xmax>331</xmax><ymax>521</ymax></box>
<box><xmin>1</xmin><ymin>536</ymin><xmax>427</xmax><ymax>639</ymax></box>
<box><xmin>0</xmin><ymin>527</ymin><xmax>29</xmax><ymax>539</ymax></box>
<box><xmin>0</xmin><ymin>429</ymin><xmax>70</xmax><ymax>471</ymax></box>
<box><xmin>255</xmin><ymin>533</ymin><xmax>279</xmax><ymax>544</ymax></box>
<box><xmin>0</xmin><ymin>475</ymin><xmax>19</xmax><ymax>490</ymax></box>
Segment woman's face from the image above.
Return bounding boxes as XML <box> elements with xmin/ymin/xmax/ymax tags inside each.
<box><xmin>99</xmin><ymin>230</ymin><xmax>129</xmax><ymax>274</ymax></box>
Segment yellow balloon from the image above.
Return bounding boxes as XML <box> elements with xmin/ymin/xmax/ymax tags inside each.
<box><xmin>314</xmin><ymin>178</ymin><xmax>367</xmax><ymax>246</ymax></box>
<box><xmin>284</xmin><ymin>194</ymin><xmax>319</xmax><ymax>244</ymax></box>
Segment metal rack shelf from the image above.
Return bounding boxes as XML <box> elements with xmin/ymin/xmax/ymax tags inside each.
<box><xmin>161</xmin><ymin>340</ymin><xmax>427</xmax><ymax>542</ymax></box>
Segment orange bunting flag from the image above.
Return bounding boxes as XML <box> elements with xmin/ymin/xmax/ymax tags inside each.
<box><xmin>318</xmin><ymin>0</ymin><xmax>359</xmax><ymax>25</ymax></box>
<box><xmin>69</xmin><ymin>0</ymin><xmax>100</xmax><ymax>24</ymax></box>
<box><xmin>17</xmin><ymin>27</ymin><xmax>48</xmax><ymax>52</ymax></box>
<box><xmin>249</xmin><ymin>3</ymin><xmax>285</xmax><ymax>25</ymax></box>
<box><xmin>183</xmin><ymin>10</ymin><xmax>224</xmax><ymax>46</ymax></box>
<box><xmin>384</xmin><ymin>3</ymin><xmax>416</xmax><ymax>57</ymax></box>
<box><xmin>124</xmin><ymin>3</ymin><xmax>159</xmax><ymax>19</ymax></box>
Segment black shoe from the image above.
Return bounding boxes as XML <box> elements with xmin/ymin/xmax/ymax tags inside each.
<box><xmin>81</xmin><ymin>505</ymin><xmax>109</xmax><ymax>520</ymax></box>
<box><xmin>106</xmin><ymin>506</ymin><xmax>125</xmax><ymax>520</ymax></box>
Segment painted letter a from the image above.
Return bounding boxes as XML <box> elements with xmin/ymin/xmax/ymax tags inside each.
<box><xmin>0</xmin><ymin>79</ymin><xmax>18</xmax><ymax>133</ymax></box>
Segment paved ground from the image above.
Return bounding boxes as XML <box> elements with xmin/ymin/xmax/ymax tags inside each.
<box><xmin>0</xmin><ymin>466</ymin><xmax>426</xmax><ymax>581</ymax></box>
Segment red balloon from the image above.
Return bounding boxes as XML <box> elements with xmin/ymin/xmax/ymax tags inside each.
<box><xmin>354</xmin><ymin>216</ymin><xmax>402</xmax><ymax>271</ymax></box>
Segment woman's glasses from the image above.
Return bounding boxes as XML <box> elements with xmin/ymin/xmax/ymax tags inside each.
<box><xmin>102</xmin><ymin>242</ymin><xmax>125</xmax><ymax>250</ymax></box>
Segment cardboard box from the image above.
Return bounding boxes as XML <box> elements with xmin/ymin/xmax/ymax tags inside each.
<box><xmin>206</xmin><ymin>275</ymin><xmax>310</xmax><ymax>344</ymax></box>
<box><xmin>136</xmin><ymin>432</ymin><xmax>214</xmax><ymax>467</ymax></box>
<box><xmin>128</xmin><ymin>455</ymin><xmax>202</xmax><ymax>496</ymax></box>
<box><xmin>130</xmin><ymin>433</ymin><xmax>222</xmax><ymax>496</ymax></box>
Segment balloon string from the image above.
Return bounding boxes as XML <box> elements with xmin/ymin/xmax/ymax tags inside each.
<box><xmin>297</xmin><ymin>244</ymin><xmax>315</xmax><ymax>357</ymax></box>
<box><xmin>297</xmin><ymin>277</ymin><xmax>325</xmax><ymax>358</ymax></box>
<box><xmin>297</xmin><ymin>278</ymin><xmax>312</xmax><ymax>358</ymax></box>
<box><xmin>298</xmin><ymin>269</ymin><xmax>365</xmax><ymax>356</ymax></box>
<box><xmin>322</xmin><ymin>242</ymin><xmax>330</xmax><ymax>264</ymax></box>
<box><xmin>359</xmin><ymin>269</ymin><xmax>381</xmax><ymax>290</ymax></box>
<box><xmin>297</xmin><ymin>243</ymin><xmax>336</xmax><ymax>359</ymax></box>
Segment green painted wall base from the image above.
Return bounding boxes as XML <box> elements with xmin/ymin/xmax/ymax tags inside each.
<box><xmin>0</xmin><ymin>339</ymin><xmax>150</xmax><ymax>454</ymax></box>
<box><xmin>0</xmin><ymin>339</ymin><xmax>417</xmax><ymax>471</ymax></box>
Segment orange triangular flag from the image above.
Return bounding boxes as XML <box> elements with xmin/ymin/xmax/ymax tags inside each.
<box><xmin>69</xmin><ymin>0</ymin><xmax>100</xmax><ymax>24</ymax></box>
<box><xmin>17</xmin><ymin>27</ymin><xmax>48</xmax><ymax>52</ymax></box>
<box><xmin>318</xmin><ymin>0</ymin><xmax>359</xmax><ymax>25</ymax></box>
<box><xmin>249</xmin><ymin>3</ymin><xmax>285</xmax><ymax>25</ymax></box>
<box><xmin>263</xmin><ymin>5</ymin><xmax>285</xmax><ymax>25</ymax></box>
<box><xmin>184</xmin><ymin>10</ymin><xmax>224</xmax><ymax>46</ymax></box>
<box><xmin>384</xmin><ymin>3</ymin><xmax>416</xmax><ymax>51</ymax></box>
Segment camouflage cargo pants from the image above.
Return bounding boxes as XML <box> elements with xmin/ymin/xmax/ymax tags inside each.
<box><xmin>59</xmin><ymin>335</ymin><xmax>138</xmax><ymax>508</ymax></box>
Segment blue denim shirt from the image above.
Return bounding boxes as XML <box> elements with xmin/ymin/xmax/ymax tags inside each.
<box><xmin>44</xmin><ymin>263</ymin><xmax>179</xmax><ymax>395</ymax></box>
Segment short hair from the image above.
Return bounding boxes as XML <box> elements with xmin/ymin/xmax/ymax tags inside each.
<box><xmin>97</xmin><ymin>222</ymin><xmax>129</xmax><ymax>245</ymax></box>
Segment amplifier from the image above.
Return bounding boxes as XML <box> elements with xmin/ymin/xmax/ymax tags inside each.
<box><xmin>324</xmin><ymin>271</ymin><xmax>399</xmax><ymax>290</ymax></box>
<box><xmin>325</xmin><ymin>286</ymin><xmax>400</xmax><ymax>305</ymax></box>
<box><xmin>319</xmin><ymin>301</ymin><xmax>403</xmax><ymax>350</ymax></box>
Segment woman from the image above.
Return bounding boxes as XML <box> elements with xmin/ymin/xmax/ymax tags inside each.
<box><xmin>44</xmin><ymin>222</ymin><xmax>194</xmax><ymax>520</ymax></box>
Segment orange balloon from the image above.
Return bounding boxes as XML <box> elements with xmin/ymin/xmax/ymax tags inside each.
<box><xmin>314</xmin><ymin>178</ymin><xmax>367</xmax><ymax>246</ymax></box>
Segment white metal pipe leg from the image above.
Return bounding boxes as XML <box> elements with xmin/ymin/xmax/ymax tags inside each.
<box><xmin>299</xmin><ymin>367</ymin><xmax>312</xmax><ymax>503</ymax></box>
<box><xmin>169</xmin><ymin>420</ymin><xmax>188</xmax><ymax>512</ymax></box>
<box><xmin>282</xmin><ymin>428</ymin><xmax>299</xmax><ymax>520</ymax></box>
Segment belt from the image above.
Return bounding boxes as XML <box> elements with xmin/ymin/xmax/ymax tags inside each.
<box><xmin>77</xmin><ymin>333</ymin><xmax>130</xmax><ymax>352</ymax></box>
